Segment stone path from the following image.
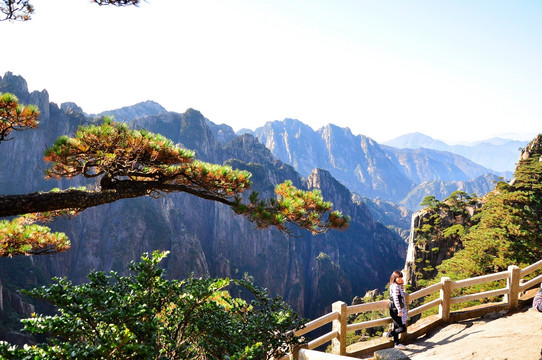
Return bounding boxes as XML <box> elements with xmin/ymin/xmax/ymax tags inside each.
<box><xmin>399</xmin><ymin>307</ymin><xmax>542</xmax><ymax>360</ymax></box>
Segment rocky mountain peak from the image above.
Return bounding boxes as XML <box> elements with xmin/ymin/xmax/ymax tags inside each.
<box><xmin>96</xmin><ymin>100</ymin><xmax>167</xmax><ymax>122</ymax></box>
<box><xmin>61</xmin><ymin>102</ymin><xmax>84</xmax><ymax>114</ymax></box>
<box><xmin>318</xmin><ymin>123</ymin><xmax>355</xmax><ymax>143</ymax></box>
<box><xmin>306</xmin><ymin>168</ymin><xmax>353</xmax><ymax>211</ymax></box>
<box><xmin>0</xmin><ymin>72</ymin><xmax>29</xmax><ymax>95</ymax></box>
<box><xmin>1</xmin><ymin>72</ymin><xmax>50</xmax><ymax>123</ymax></box>
<box><xmin>519</xmin><ymin>134</ymin><xmax>542</xmax><ymax>162</ymax></box>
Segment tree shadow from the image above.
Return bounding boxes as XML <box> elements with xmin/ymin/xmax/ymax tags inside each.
<box><xmin>404</xmin><ymin>320</ymin><xmax>485</xmax><ymax>355</ymax></box>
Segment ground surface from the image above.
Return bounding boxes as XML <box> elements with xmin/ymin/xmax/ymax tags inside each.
<box><xmin>400</xmin><ymin>307</ymin><xmax>542</xmax><ymax>360</ymax></box>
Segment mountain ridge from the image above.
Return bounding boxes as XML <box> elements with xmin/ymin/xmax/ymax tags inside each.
<box><xmin>252</xmin><ymin>119</ymin><xmax>507</xmax><ymax>212</ymax></box>
<box><xmin>383</xmin><ymin>132</ymin><xmax>527</xmax><ymax>173</ymax></box>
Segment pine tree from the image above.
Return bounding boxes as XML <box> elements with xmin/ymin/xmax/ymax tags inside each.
<box><xmin>0</xmin><ymin>93</ymin><xmax>349</xmax><ymax>256</ymax></box>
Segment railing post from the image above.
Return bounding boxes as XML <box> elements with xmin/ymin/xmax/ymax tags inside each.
<box><xmin>507</xmin><ymin>265</ymin><xmax>521</xmax><ymax>310</ymax></box>
<box><xmin>331</xmin><ymin>301</ymin><xmax>347</xmax><ymax>355</ymax></box>
<box><xmin>290</xmin><ymin>343</ymin><xmax>308</xmax><ymax>360</ymax></box>
<box><xmin>439</xmin><ymin>277</ymin><xmax>452</xmax><ymax>322</ymax></box>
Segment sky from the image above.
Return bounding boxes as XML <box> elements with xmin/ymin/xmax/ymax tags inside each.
<box><xmin>1</xmin><ymin>0</ymin><xmax>541</xmax><ymax>143</ymax></box>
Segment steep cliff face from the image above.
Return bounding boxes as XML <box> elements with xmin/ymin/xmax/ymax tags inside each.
<box><xmin>254</xmin><ymin>118</ymin><xmax>329</xmax><ymax>177</ymax></box>
<box><xmin>404</xmin><ymin>196</ymin><xmax>487</xmax><ymax>289</ymax></box>
<box><xmin>404</xmin><ymin>208</ymin><xmax>466</xmax><ymax>288</ymax></box>
<box><xmin>255</xmin><ymin>120</ymin><xmax>414</xmax><ymax>202</ymax></box>
<box><xmin>0</xmin><ymin>72</ymin><xmax>84</xmax><ymax>195</ymax></box>
<box><xmin>304</xmin><ymin>169</ymin><xmax>406</xmax><ymax>313</ymax></box>
<box><xmin>0</xmin><ymin>72</ymin><xmax>406</xmax><ymax>326</ymax></box>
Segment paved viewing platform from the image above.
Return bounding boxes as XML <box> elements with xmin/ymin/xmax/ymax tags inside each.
<box><xmin>347</xmin><ymin>290</ymin><xmax>541</xmax><ymax>360</ymax></box>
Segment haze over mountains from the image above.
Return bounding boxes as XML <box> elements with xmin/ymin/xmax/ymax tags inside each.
<box><xmin>383</xmin><ymin>132</ymin><xmax>527</xmax><ymax>173</ymax></box>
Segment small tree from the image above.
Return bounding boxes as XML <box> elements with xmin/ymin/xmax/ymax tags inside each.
<box><xmin>0</xmin><ymin>92</ymin><xmax>39</xmax><ymax>140</ymax></box>
<box><xmin>0</xmin><ymin>251</ymin><xmax>305</xmax><ymax>359</ymax></box>
<box><xmin>419</xmin><ymin>195</ymin><xmax>441</xmax><ymax>210</ymax></box>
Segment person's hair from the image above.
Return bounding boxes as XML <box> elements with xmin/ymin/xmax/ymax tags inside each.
<box><xmin>389</xmin><ymin>270</ymin><xmax>403</xmax><ymax>286</ymax></box>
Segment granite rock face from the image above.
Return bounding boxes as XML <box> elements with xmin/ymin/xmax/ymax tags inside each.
<box><xmin>403</xmin><ymin>208</ymin><xmax>467</xmax><ymax>288</ymax></box>
<box><xmin>255</xmin><ymin>119</ymin><xmax>414</xmax><ymax>202</ymax></box>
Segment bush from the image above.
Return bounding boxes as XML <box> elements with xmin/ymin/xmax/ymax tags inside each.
<box><xmin>0</xmin><ymin>251</ymin><xmax>305</xmax><ymax>360</ymax></box>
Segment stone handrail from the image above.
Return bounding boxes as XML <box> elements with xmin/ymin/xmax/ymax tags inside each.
<box><xmin>283</xmin><ymin>259</ymin><xmax>542</xmax><ymax>359</ymax></box>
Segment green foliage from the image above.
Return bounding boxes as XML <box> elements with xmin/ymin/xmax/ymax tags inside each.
<box><xmin>442</xmin><ymin>224</ymin><xmax>465</xmax><ymax>239</ymax></box>
<box><xmin>41</xmin><ymin>119</ymin><xmax>348</xmax><ymax>234</ymax></box>
<box><xmin>415</xmin><ymin>213</ymin><xmax>442</xmax><ymax>243</ymax></box>
<box><xmin>0</xmin><ymin>251</ymin><xmax>305</xmax><ymax>360</ymax></box>
<box><xmin>412</xmin><ymin>136</ymin><xmax>542</xmax><ymax>303</ymax></box>
<box><xmin>0</xmin><ymin>92</ymin><xmax>39</xmax><ymax>141</ymax></box>
<box><xmin>419</xmin><ymin>195</ymin><xmax>441</xmax><ymax>209</ymax></box>
<box><xmin>445</xmin><ymin>191</ymin><xmax>471</xmax><ymax>203</ymax></box>
<box><xmin>43</xmin><ymin>118</ymin><xmax>203</xmax><ymax>182</ymax></box>
<box><xmin>0</xmin><ymin>218</ymin><xmax>70</xmax><ymax>256</ymax></box>
<box><xmin>444</xmin><ymin>190</ymin><xmax>472</xmax><ymax>214</ymax></box>
<box><xmin>234</xmin><ymin>180</ymin><xmax>350</xmax><ymax>234</ymax></box>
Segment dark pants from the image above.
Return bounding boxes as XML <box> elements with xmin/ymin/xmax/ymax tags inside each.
<box><xmin>389</xmin><ymin>306</ymin><xmax>407</xmax><ymax>345</ymax></box>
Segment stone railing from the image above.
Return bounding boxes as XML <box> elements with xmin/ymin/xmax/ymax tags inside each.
<box><xmin>280</xmin><ymin>259</ymin><xmax>542</xmax><ymax>359</ymax></box>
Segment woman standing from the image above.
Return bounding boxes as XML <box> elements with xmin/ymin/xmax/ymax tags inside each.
<box><xmin>385</xmin><ymin>270</ymin><xmax>408</xmax><ymax>349</ymax></box>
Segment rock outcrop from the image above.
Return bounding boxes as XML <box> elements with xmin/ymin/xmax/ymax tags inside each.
<box><xmin>403</xmin><ymin>201</ymin><xmax>482</xmax><ymax>289</ymax></box>
<box><xmin>0</xmin><ymin>280</ymin><xmax>34</xmax><ymax>319</ymax></box>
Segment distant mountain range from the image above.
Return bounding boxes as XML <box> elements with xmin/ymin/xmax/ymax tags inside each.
<box><xmin>241</xmin><ymin>119</ymin><xmax>509</xmax><ymax>211</ymax></box>
<box><xmin>94</xmin><ymin>100</ymin><xmax>167</xmax><ymax>121</ymax></box>
<box><xmin>382</xmin><ymin>132</ymin><xmax>528</xmax><ymax>173</ymax></box>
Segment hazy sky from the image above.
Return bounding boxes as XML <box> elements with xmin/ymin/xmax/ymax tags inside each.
<box><xmin>1</xmin><ymin>0</ymin><xmax>541</xmax><ymax>143</ymax></box>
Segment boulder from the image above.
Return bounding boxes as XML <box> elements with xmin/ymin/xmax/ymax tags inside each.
<box><xmin>374</xmin><ymin>347</ymin><xmax>410</xmax><ymax>360</ymax></box>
